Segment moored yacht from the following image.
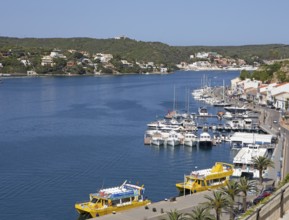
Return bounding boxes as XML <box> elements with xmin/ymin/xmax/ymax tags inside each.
<box><xmin>166</xmin><ymin>131</ymin><xmax>181</xmax><ymax>146</ymax></box>
<box><xmin>223</xmin><ymin>112</ymin><xmax>233</xmax><ymax>120</ymax></box>
<box><xmin>183</xmin><ymin>133</ymin><xmax>198</xmax><ymax>147</ymax></box>
<box><xmin>198</xmin><ymin>107</ymin><xmax>208</xmax><ymax>116</ymax></box>
<box><xmin>224</xmin><ymin>105</ymin><xmax>249</xmax><ymax>113</ymax></box>
<box><xmin>176</xmin><ymin>162</ymin><xmax>234</xmax><ymax>194</ymax></box>
<box><xmin>198</xmin><ymin>132</ymin><xmax>212</xmax><ymax>147</ymax></box>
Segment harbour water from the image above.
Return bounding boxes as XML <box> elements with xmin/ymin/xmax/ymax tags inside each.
<box><xmin>0</xmin><ymin>71</ymin><xmax>240</xmax><ymax>220</ymax></box>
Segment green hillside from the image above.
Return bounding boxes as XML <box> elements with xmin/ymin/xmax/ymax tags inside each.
<box><xmin>1</xmin><ymin>37</ymin><xmax>289</xmax><ymax>64</ymax></box>
<box><xmin>0</xmin><ymin>37</ymin><xmax>186</xmax><ymax>64</ymax></box>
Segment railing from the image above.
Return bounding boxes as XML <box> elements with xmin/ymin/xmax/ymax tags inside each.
<box><xmin>243</xmin><ymin>183</ymin><xmax>289</xmax><ymax>220</ymax></box>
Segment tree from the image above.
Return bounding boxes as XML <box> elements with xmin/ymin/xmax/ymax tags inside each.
<box><xmin>202</xmin><ymin>191</ymin><xmax>231</xmax><ymax>220</ymax></box>
<box><xmin>239</xmin><ymin>70</ymin><xmax>251</xmax><ymax>80</ymax></box>
<box><xmin>237</xmin><ymin>177</ymin><xmax>257</xmax><ymax>212</ymax></box>
<box><xmin>252</xmin><ymin>156</ymin><xmax>275</xmax><ymax>184</ymax></box>
<box><xmin>184</xmin><ymin>206</ymin><xmax>215</xmax><ymax>220</ymax></box>
<box><xmin>220</xmin><ymin>180</ymin><xmax>240</xmax><ymax>220</ymax></box>
<box><xmin>163</xmin><ymin>209</ymin><xmax>186</xmax><ymax>220</ymax></box>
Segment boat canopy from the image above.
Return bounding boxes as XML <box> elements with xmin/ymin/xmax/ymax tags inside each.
<box><xmin>230</xmin><ymin>132</ymin><xmax>273</xmax><ymax>144</ymax></box>
<box><xmin>90</xmin><ymin>184</ymin><xmax>144</xmax><ymax>200</ymax></box>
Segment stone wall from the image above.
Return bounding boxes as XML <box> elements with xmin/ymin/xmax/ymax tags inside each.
<box><xmin>244</xmin><ymin>183</ymin><xmax>289</xmax><ymax>220</ymax></box>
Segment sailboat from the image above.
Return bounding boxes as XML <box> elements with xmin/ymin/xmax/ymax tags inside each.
<box><xmin>165</xmin><ymin>85</ymin><xmax>178</xmax><ymax>119</ymax></box>
<box><xmin>213</xmin><ymin>80</ymin><xmax>231</xmax><ymax>107</ymax></box>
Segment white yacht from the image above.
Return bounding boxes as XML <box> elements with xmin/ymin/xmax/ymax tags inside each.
<box><xmin>223</xmin><ymin>112</ymin><xmax>233</xmax><ymax>120</ymax></box>
<box><xmin>183</xmin><ymin>133</ymin><xmax>198</xmax><ymax>147</ymax></box>
<box><xmin>228</xmin><ymin>119</ymin><xmax>244</xmax><ymax>130</ymax></box>
<box><xmin>150</xmin><ymin>131</ymin><xmax>165</xmax><ymax>146</ymax></box>
<box><xmin>243</xmin><ymin>118</ymin><xmax>253</xmax><ymax>129</ymax></box>
<box><xmin>198</xmin><ymin>132</ymin><xmax>212</xmax><ymax>147</ymax></box>
<box><xmin>198</xmin><ymin>107</ymin><xmax>208</xmax><ymax>116</ymax></box>
<box><xmin>166</xmin><ymin>131</ymin><xmax>181</xmax><ymax>146</ymax></box>
<box><xmin>224</xmin><ymin>106</ymin><xmax>249</xmax><ymax>113</ymax></box>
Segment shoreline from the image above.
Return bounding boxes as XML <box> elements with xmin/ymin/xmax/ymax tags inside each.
<box><xmin>0</xmin><ymin>69</ymin><xmax>245</xmax><ymax>79</ymax></box>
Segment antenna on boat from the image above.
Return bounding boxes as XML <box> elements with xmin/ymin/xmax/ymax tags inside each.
<box><xmin>120</xmin><ymin>180</ymin><xmax>127</xmax><ymax>189</ymax></box>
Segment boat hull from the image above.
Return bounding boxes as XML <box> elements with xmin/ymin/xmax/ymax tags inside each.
<box><xmin>176</xmin><ymin>181</ymin><xmax>229</xmax><ymax>193</ymax></box>
<box><xmin>184</xmin><ymin>140</ymin><xmax>197</xmax><ymax>147</ymax></box>
<box><xmin>198</xmin><ymin>141</ymin><xmax>212</xmax><ymax>147</ymax></box>
<box><xmin>75</xmin><ymin>200</ymin><xmax>150</xmax><ymax>218</ymax></box>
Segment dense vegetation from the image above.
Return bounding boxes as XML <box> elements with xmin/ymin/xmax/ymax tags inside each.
<box><xmin>240</xmin><ymin>60</ymin><xmax>289</xmax><ymax>83</ymax></box>
<box><xmin>1</xmin><ymin>37</ymin><xmax>289</xmax><ymax>63</ymax></box>
<box><xmin>1</xmin><ymin>36</ymin><xmax>289</xmax><ymax>75</ymax></box>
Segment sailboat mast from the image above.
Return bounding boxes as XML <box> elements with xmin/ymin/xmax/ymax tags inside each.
<box><xmin>173</xmin><ymin>85</ymin><xmax>176</xmax><ymax>111</ymax></box>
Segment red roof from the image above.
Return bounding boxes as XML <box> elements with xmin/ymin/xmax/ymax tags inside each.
<box><xmin>276</xmin><ymin>82</ymin><xmax>289</xmax><ymax>87</ymax></box>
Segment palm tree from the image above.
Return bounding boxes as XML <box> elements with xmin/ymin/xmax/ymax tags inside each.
<box><xmin>220</xmin><ymin>180</ymin><xmax>240</xmax><ymax>220</ymax></box>
<box><xmin>238</xmin><ymin>177</ymin><xmax>257</xmax><ymax>212</ymax></box>
<box><xmin>202</xmin><ymin>191</ymin><xmax>232</xmax><ymax>220</ymax></box>
<box><xmin>252</xmin><ymin>156</ymin><xmax>275</xmax><ymax>184</ymax></box>
<box><xmin>164</xmin><ymin>209</ymin><xmax>186</xmax><ymax>220</ymax></box>
<box><xmin>184</xmin><ymin>206</ymin><xmax>215</xmax><ymax>220</ymax></box>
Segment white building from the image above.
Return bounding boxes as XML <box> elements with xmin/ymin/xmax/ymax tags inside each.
<box><xmin>50</xmin><ymin>50</ymin><xmax>66</xmax><ymax>59</ymax></box>
<box><xmin>20</xmin><ymin>59</ymin><xmax>31</xmax><ymax>67</ymax></box>
<box><xmin>271</xmin><ymin>83</ymin><xmax>289</xmax><ymax>110</ymax></box>
<box><xmin>41</xmin><ymin>56</ymin><xmax>54</xmax><ymax>66</ymax></box>
<box><xmin>195</xmin><ymin>52</ymin><xmax>210</xmax><ymax>59</ymax></box>
<box><xmin>94</xmin><ymin>53</ymin><xmax>113</xmax><ymax>63</ymax></box>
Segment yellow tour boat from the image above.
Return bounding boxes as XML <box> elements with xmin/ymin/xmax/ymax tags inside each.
<box><xmin>176</xmin><ymin>162</ymin><xmax>234</xmax><ymax>194</ymax></box>
<box><xmin>75</xmin><ymin>180</ymin><xmax>150</xmax><ymax>218</ymax></box>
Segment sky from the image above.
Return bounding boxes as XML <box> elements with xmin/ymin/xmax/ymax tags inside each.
<box><xmin>1</xmin><ymin>0</ymin><xmax>289</xmax><ymax>46</ymax></box>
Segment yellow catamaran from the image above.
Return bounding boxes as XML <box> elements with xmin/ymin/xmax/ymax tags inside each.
<box><xmin>75</xmin><ymin>181</ymin><xmax>150</xmax><ymax>218</ymax></box>
<box><xmin>176</xmin><ymin>162</ymin><xmax>234</xmax><ymax>193</ymax></box>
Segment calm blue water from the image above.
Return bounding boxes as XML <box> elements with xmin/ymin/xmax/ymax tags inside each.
<box><xmin>0</xmin><ymin>71</ymin><xmax>240</xmax><ymax>220</ymax></box>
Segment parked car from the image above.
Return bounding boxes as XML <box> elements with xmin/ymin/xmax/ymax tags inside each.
<box><xmin>253</xmin><ymin>191</ymin><xmax>272</xmax><ymax>205</ymax></box>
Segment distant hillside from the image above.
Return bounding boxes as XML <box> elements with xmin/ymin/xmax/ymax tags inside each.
<box><xmin>0</xmin><ymin>37</ymin><xmax>186</xmax><ymax>64</ymax></box>
<box><xmin>1</xmin><ymin>37</ymin><xmax>289</xmax><ymax>63</ymax></box>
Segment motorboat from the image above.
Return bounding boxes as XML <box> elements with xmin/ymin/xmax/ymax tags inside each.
<box><xmin>198</xmin><ymin>132</ymin><xmax>212</xmax><ymax>147</ymax></box>
<box><xmin>75</xmin><ymin>181</ymin><xmax>150</xmax><ymax>218</ymax></box>
<box><xmin>166</xmin><ymin>131</ymin><xmax>181</xmax><ymax>146</ymax></box>
<box><xmin>183</xmin><ymin>133</ymin><xmax>198</xmax><ymax>147</ymax></box>
<box><xmin>176</xmin><ymin>162</ymin><xmax>234</xmax><ymax>193</ymax></box>
<box><xmin>224</xmin><ymin>105</ymin><xmax>249</xmax><ymax>113</ymax></box>
<box><xmin>198</xmin><ymin>107</ymin><xmax>208</xmax><ymax>116</ymax></box>
<box><xmin>223</xmin><ymin>112</ymin><xmax>233</xmax><ymax>120</ymax></box>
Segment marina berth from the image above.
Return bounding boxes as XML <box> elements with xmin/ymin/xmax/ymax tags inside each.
<box><xmin>176</xmin><ymin>162</ymin><xmax>234</xmax><ymax>194</ymax></box>
<box><xmin>75</xmin><ymin>181</ymin><xmax>150</xmax><ymax>218</ymax></box>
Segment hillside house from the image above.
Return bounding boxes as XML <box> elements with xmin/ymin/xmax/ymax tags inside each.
<box><xmin>41</xmin><ymin>56</ymin><xmax>54</xmax><ymax>66</ymax></box>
